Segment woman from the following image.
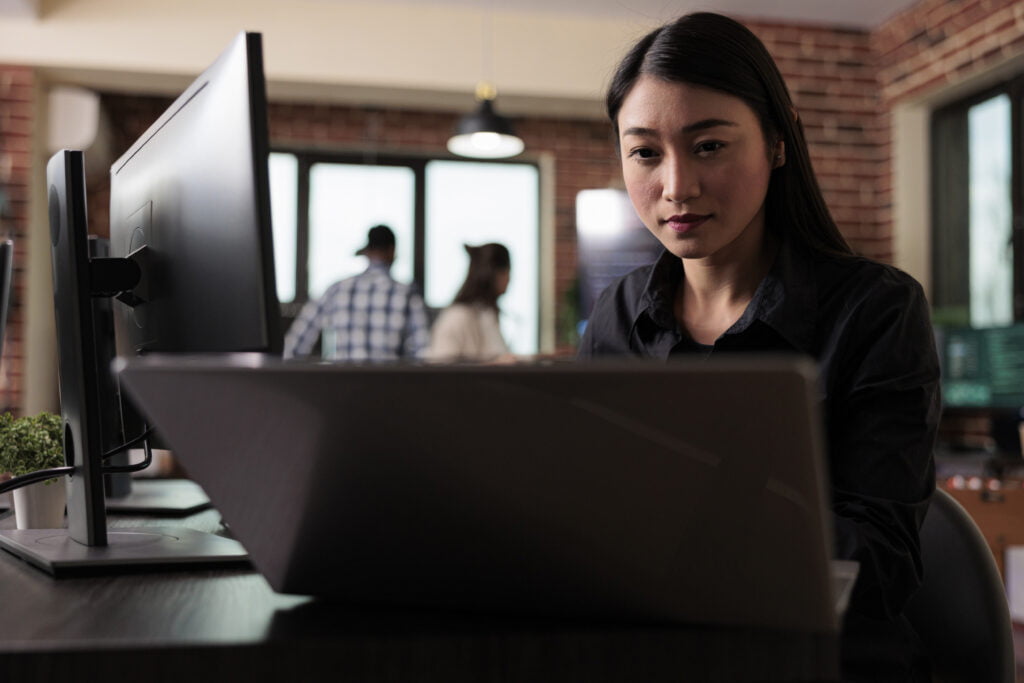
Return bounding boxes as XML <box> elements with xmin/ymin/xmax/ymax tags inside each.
<box><xmin>426</xmin><ymin>242</ymin><xmax>514</xmax><ymax>363</ymax></box>
<box><xmin>578</xmin><ymin>13</ymin><xmax>940</xmax><ymax>682</ymax></box>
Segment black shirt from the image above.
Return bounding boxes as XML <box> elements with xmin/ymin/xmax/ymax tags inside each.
<box><xmin>579</xmin><ymin>243</ymin><xmax>941</xmax><ymax>680</ymax></box>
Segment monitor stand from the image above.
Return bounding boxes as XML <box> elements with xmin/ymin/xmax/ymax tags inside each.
<box><xmin>104</xmin><ymin>449</ymin><xmax>212</xmax><ymax>516</ymax></box>
<box><xmin>15</xmin><ymin>150</ymin><xmax>250</xmax><ymax>576</ymax></box>
<box><xmin>106</xmin><ymin>479</ymin><xmax>212</xmax><ymax>516</ymax></box>
<box><xmin>0</xmin><ymin>526</ymin><xmax>248</xmax><ymax>576</ymax></box>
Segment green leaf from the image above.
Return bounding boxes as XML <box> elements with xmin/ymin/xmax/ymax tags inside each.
<box><xmin>0</xmin><ymin>412</ymin><xmax>65</xmax><ymax>477</ymax></box>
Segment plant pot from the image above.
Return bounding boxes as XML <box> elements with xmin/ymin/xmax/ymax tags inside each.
<box><xmin>13</xmin><ymin>479</ymin><xmax>67</xmax><ymax>530</ymax></box>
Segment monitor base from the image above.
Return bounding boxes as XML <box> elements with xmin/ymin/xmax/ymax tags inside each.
<box><xmin>106</xmin><ymin>479</ymin><xmax>211</xmax><ymax>516</ymax></box>
<box><xmin>0</xmin><ymin>527</ymin><xmax>249</xmax><ymax>576</ymax></box>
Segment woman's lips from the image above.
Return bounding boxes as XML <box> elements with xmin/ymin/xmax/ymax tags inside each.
<box><xmin>664</xmin><ymin>213</ymin><xmax>710</xmax><ymax>234</ymax></box>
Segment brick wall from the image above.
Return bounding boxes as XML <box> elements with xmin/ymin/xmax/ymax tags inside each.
<box><xmin>752</xmin><ymin>22</ymin><xmax>888</xmax><ymax>259</ymax></box>
<box><xmin>873</xmin><ymin>0</ymin><xmax>1024</xmax><ymax>262</ymax></box>
<box><xmin>754</xmin><ymin>2</ymin><xmax>1024</xmax><ymax>267</ymax></box>
<box><xmin>875</xmin><ymin>0</ymin><xmax>1024</xmax><ymax>103</ymax></box>
<box><xmin>0</xmin><ymin>65</ymin><xmax>32</xmax><ymax>415</ymax></box>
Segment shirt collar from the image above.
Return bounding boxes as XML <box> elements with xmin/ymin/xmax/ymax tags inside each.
<box><xmin>639</xmin><ymin>251</ymin><xmax>682</xmax><ymax>330</ymax></box>
<box><xmin>636</xmin><ymin>237</ymin><xmax>818</xmax><ymax>353</ymax></box>
<box><xmin>364</xmin><ymin>261</ymin><xmax>392</xmax><ymax>275</ymax></box>
<box><xmin>740</xmin><ymin>238</ymin><xmax>818</xmax><ymax>353</ymax></box>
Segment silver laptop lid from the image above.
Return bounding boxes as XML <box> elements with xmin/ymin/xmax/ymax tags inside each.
<box><xmin>118</xmin><ymin>354</ymin><xmax>838</xmax><ymax>632</ymax></box>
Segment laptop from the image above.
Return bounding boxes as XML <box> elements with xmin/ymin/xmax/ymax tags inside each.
<box><xmin>117</xmin><ymin>353</ymin><xmax>850</xmax><ymax>632</ymax></box>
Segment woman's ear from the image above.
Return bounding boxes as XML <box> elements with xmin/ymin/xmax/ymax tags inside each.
<box><xmin>773</xmin><ymin>140</ymin><xmax>786</xmax><ymax>168</ymax></box>
<box><xmin>772</xmin><ymin>107</ymin><xmax>798</xmax><ymax>169</ymax></box>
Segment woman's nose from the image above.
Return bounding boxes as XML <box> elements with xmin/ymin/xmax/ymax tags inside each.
<box><xmin>662</xmin><ymin>155</ymin><xmax>699</xmax><ymax>204</ymax></box>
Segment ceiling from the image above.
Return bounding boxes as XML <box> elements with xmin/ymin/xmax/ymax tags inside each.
<box><xmin>0</xmin><ymin>0</ymin><xmax>927</xmax><ymax>121</ymax></box>
<box><xmin>0</xmin><ymin>0</ymin><xmax>923</xmax><ymax>28</ymax></box>
<box><xmin>370</xmin><ymin>0</ymin><xmax>922</xmax><ymax>29</ymax></box>
<box><xmin>0</xmin><ymin>0</ymin><xmax>34</xmax><ymax>17</ymax></box>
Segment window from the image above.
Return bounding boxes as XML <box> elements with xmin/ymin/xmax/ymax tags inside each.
<box><xmin>307</xmin><ymin>163</ymin><xmax>416</xmax><ymax>298</ymax></box>
<box><xmin>931</xmin><ymin>77</ymin><xmax>1023</xmax><ymax>327</ymax></box>
<box><xmin>268</xmin><ymin>153</ymin><xmax>298</xmax><ymax>304</ymax></box>
<box><xmin>269</xmin><ymin>151</ymin><xmax>541</xmax><ymax>354</ymax></box>
<box><xmin>424</xmin><ymin>160</ymin><xmax>539</xmax><ymax>355</ymax></box>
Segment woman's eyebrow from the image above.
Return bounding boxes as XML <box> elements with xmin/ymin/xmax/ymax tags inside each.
<box><xmin>621</xmin><ymin>118</ymin><xmax>739</xmax><ymax>138</ymax></box>
<box><xmin>620</xmin><ymin>126</ymin><xmax>657</xmax><ymax>137</ymax></box>
<box><xmin>681</xmin><ymin>118</ymin><xmax>739</xmax><ymax>133</ymax></box>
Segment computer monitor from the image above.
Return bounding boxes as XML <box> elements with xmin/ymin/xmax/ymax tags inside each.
<box><xmin>108</xmin><ymin>33</ymin><xmax>280</xmax><ymax>357</ymax></box>
<box><xmin>936</xmin><ymin>323</ymin><xmax>1024</xmax><ymax>456</ymax></box>
<box><xmin>88</xmin><ymin>236</ymin><xmax>133</xmax><ymax>501</ymax></box>
<box><xmin>0</xmin><ymin>31</ymin><xmax>278</xmax><ymax>572</ymax></box>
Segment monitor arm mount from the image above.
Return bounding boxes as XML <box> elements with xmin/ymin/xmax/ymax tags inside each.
<box><xmin>89</xmin><ymin>244</ymin><xmax>149</xmax><ymax>307</ymax></box>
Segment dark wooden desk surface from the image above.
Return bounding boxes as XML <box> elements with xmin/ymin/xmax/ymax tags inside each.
<box><xmin>0</xmin><ymin>505</ymin><xmax>838</xmax><ymax>683</ymax></box>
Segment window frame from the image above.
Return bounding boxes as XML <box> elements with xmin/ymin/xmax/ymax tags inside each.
<box><xmin>930</xmin><ymin>75</ymin><xmax>1024</xmax><ymax>326</ymax></box>
<box><xmin>270</xmin><ymin>148</ymin><xmax>543</xmax><ymax>348</ymax></box>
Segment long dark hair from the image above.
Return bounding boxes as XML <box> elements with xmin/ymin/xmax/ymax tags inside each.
<box><xmin>606</xmin><ymin>12</ymin><xmax>853</xmax><ymax>258</ymax></box>
<box><xmin>453</xmin><ymin>242</ymin><xmax>511</xmax><ymax>310</ymax></box>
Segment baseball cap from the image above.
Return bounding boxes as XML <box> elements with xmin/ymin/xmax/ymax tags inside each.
<box><xmin>355</xmin><ymin>225</ymin><xmax>396</xmax><ymax>256</ymax></box>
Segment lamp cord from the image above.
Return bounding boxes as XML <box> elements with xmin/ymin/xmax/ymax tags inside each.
<box><xmin>480</xmin><ymin>0</ymin><xmax>494</xmax><ymax>92</ymax></box>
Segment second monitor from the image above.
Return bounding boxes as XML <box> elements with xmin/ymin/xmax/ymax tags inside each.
<box><xmin>0</xmin><ymin>30</ymin><xmax>280</xmax><ymax>572</ymax></box>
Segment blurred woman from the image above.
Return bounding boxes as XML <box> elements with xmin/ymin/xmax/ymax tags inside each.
<box><xmin>426</xmin><ymin>243</ymin><xmax>514</xmax><ymax>363</ymax></box>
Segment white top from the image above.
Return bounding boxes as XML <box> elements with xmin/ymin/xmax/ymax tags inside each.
<box><xmin>426</xmin><ymin>303</ymin><xmax>511</xmax><ymax>362</ymax></box>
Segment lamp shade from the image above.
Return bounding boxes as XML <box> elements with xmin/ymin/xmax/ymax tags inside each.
<box><xmin>447</xmin><ymin>98</ymin><xmax>524</xmax><ymax>159</ymax></box>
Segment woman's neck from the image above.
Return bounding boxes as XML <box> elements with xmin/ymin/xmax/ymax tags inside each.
<box><xmin>674</xmin><ymin>228</ymin><xmax>779</xmax><ymax>345</ymax></box>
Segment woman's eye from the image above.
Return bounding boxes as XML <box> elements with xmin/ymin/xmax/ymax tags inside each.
<box><xmin>695</xmin><ymin>141</ymin><xmax>725</xmax><ymax>156</ymax></box>
<box><xmin>628</xmin><ymin>147</ymin><xmax>658</xmax><ymax>161</ymax></box>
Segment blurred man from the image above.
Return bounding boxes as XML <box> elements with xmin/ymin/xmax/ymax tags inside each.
<box><xmin>284</xmin><ymin>225</ymin><xmax>429</xmax><ymax>360</ymax></box>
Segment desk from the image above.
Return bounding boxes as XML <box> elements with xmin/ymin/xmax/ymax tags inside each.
<box><xmin>935</xmin><ymin>450</ymin><xmax>1024</xmax><ymax>578</ymax></box>
<box><xmin>0</xmin><ymin>507</ymin><xmax>838</xmax><ymax>683</ymax></box>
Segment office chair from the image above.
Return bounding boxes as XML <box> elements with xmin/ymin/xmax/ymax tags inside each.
<box><xmin>903</xmin><ymin>487</ymin><xmax>1016</xmax><ymax>683</ymax></box>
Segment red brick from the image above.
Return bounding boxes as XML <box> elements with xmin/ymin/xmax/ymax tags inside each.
<box><xmin>0</xmin><ymin>65</ymin><xmax>34</xmax><ymax>412</ymax></box>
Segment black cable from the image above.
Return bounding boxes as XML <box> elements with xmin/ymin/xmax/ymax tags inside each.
<box><xmin>102</xmin><ymin>437</ymin><xmax>153</xmax><ymax>474</ymax></box>
<box><xmin>0</xmin><ymin>466</ymin><xmax>75</xmax><ymax>495</ymax></box>
<box><xmin>0</xmin><ymin>429</ymin><xmax>155</xmax><ymax>495</ymax></box>
<box><xmin>102</xmin><ymin>425</ymin><xmax>154</xmax><ymax>461</ymax></box>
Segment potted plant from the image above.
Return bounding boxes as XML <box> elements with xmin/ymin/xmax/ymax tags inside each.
<box><xmin>0</xmin><ymin>411</ymin><xmax>66</xmax><ymax>529</ymax></box>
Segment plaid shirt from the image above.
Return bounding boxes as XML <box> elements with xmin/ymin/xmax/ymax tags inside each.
<box><xmin>283</xmin><ymin>263</ymin><xmax>430</xmax><ymax>360</ymax></box>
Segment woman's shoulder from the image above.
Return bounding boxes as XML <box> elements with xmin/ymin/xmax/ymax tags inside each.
<box><xmin>814</xmin><ymin>252</ymin><xmax>926</xmax><ymax>303</ymax></box>
<box><xmin>806</xmin><ymin>253</ymin><xmax>932</xmax><ymax>343</ymax></box>
<box><xmin>435</xmin><ymin>302</ymin><xmax>475</xmax><ymax>321</ymax></box>
<box><xmin>435</xmin><ymin>302</ymin><xmax>498</xmax><ymax>325</ymax></box>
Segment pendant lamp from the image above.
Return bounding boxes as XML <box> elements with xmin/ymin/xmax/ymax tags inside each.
<box><xmin>447</xmin><ymin>82</ymin><xmax>524</xmax><ymax>159</ymax></box>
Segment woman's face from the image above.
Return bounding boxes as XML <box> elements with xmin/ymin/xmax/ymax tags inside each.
<box><xmin>494</xmin><ymin>267</ymin><xmax>510</xmax><ymax>297</ymax></box>
<box><xmin>616</xmin><ymin>75</ymin><xmax>779</xmax><ymax>263</ymax></box>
